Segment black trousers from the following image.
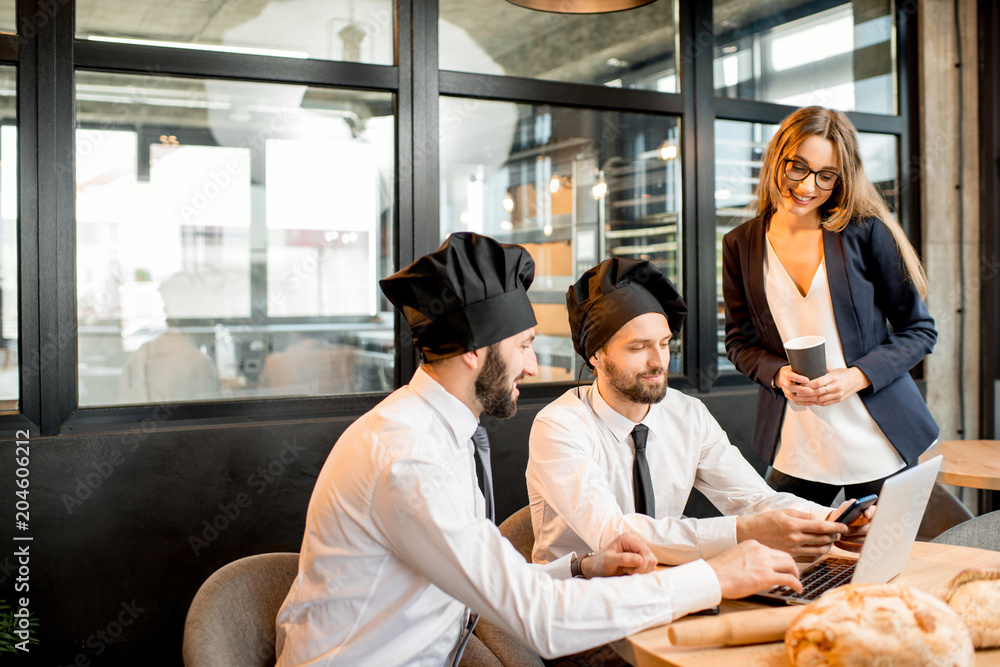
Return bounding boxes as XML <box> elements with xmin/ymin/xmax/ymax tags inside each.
<box><xmin>764</xmin><ymin>467</ymin><xmax>904</xmax><ymax>506</ymax></box>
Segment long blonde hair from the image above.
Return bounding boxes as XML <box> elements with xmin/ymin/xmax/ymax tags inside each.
<box><xmin>756</xmin><ymin>106</ymin><xmax>928</xmax><ymax>298</ymax></box>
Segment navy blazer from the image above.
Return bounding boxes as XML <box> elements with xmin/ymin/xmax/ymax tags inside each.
<box><xmin>722</xmin><ymin>216</ymin><xmax>939</xmax><ymax>468</ymax></box>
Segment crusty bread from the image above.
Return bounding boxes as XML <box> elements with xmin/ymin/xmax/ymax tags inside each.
<box><xmin>785</xmin><ymin>584</ymin><xmax>974</xmax><ymax>666</ymax></box>
<box><xmin>942</xmin><ymin>568</ymin><xmax>1000</xmax><ymax>648</ymax></box>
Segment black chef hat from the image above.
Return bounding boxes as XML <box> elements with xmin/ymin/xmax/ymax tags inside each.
<box><xmin>567</xmin><ymin>258</ymin><xmax>686</xmax><ymax>367</ymax></box>
<box><xmin>380</xmin><ymin>232</ymin><xmax>537</xmax><ymax>361</ymax></box>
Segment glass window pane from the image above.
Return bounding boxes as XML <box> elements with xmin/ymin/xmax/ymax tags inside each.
<box><xmin>713</xmin><ymin>119</ymin><xmax>899</xmax><ymax>372</ymax></box>
<box><xmin>76</xmin><ymin>72</ymin><xmax>395</xmax><ymax>406</ymax></box>
<box><xmin>858</xmin><ymin>132</ymin><xmax>899</xmax><ymax>215</ymax></box>
<box><xmin>440</xmin><ymin>1</ymin><xmax>679</xmax><ymax>92</ymax></box>
<box><xmin>440</xmin><ymin>97</ymin><xmax>683</xmax><ymax>383</ymax></box>
<box><xmin>714</xmin><ymin>0</ymin><xmax>896</xmax><ymax>114</ymax></box>
<box><xmin>0</xmin><ymin>66</ymin><xmax>15</xmax><ymax>413</ymax></box>
<box><xmin>76</xmin><ymin>0</ymin><xmax>395</xmax><ymax>65</ymax></box>
<box><xmin>0</xmin><ymin>0</ymin><xmax>13</xmax><ymax>33</ymax></box>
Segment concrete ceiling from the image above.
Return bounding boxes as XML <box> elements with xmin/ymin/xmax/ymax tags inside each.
<box><xmin>0</xmin><ymin>1</ymin><xmax>817</xmax><ymax>128</ymax></box>
<box><xmin>0</xmin><ymin>0</ymin><xmax>815</xmax><ymax>55</ymax></box>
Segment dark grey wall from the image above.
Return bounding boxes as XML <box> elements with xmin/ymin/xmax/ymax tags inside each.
<box><xmin>0</xmin><ymin>387</ymin><xmax>759</xmax><ymax>666</ymax></box>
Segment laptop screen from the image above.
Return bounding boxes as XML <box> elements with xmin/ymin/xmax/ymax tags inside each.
<box><xmin>852</xmin><ymin>455</ymin><xmax>942</xmax><ymax>584</ymax></box>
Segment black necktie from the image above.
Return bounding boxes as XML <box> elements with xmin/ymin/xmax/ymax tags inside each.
<box><xmin>631</xmin><ymin>424</ymin><xmax>655</xmax><ymax>517</ymax></box>
<box><xmin>471</xmin><ymin>424</ymin><xmax>495</xmax><ymax>524</ymax></box>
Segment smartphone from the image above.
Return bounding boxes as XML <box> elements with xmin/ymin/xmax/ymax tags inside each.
<box><xmin>834</xmin><ymin>494</ymin><xmax>878</xmax><ymax>525</ymax></box>
<box><xmin>690</xmin><ymin>605</ymin><xmax>720</xmax><ymax>616</ymax></box>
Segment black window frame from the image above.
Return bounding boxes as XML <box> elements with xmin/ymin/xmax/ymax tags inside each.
<box><xmin>2</xmin><ymin>0</ymin><xmax>919</xmax><ymax>437</ymax></box>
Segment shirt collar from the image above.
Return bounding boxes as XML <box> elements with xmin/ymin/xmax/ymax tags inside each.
<box><xmin>587</xmin><ymin>380</ymin><xmax>663</xmax><ymax>443</ymax></box>
<box><xmin>408</xmin><ymin>366</ymin><xmax>480</xmax><ymax>446</ymax></box>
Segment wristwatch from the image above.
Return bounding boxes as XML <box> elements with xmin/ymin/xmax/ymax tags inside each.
<box><xmin>571</xmin><ymin>552</ymin><xmax>594</xmax><ymax>579</ymax></box>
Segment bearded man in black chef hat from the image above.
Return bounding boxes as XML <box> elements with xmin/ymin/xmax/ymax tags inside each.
<box><xmin>275</xmin><ymin>235</ymin><xmax>804</xmax><ymax>667</ymax></box>
<box><xmin>527</xmin><ymin>258</ymin><xmax>873</xmax><ymax>573</ymax></box>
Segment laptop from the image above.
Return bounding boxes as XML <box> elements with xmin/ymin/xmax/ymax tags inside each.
<box><xmin>755</xmin><ymin>454</ymin><xmax>943</xmax><ymax>605</ymax></box>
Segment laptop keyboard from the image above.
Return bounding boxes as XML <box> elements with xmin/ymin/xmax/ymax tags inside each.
<box><xmin>771</xmin><ymin>556</ymin><xmax>857</xmax><ymax>602</ymax></box>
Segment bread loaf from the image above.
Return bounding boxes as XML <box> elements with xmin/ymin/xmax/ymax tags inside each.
<box><xmin>785</xmin><ymin>584</ymin><xmax>974</xmax><ymax>666</ymax></box>
<box><xmin>942</xmin><ymin>568</ymin><xmax>1000</xmax><ymax>648</ymax></box>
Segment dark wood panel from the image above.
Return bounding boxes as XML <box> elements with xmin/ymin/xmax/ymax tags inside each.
<box><xmin>0</xmin><ymin>417</ymin><xmax>356</xmax><ymax>664</ymax></box>
<box><xmin>0</xmin><ymin>387</ymin><xmax>761</xmax><ymax>664</ymax></box>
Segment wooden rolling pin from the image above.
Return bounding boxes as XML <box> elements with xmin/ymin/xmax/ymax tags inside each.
<box><xmin>667</xmin><ymin>605</ymin><xmax>802</xmax><ymax>646</ymax></box>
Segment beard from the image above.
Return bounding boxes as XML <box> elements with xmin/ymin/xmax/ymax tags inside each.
<box><xmin>474</xmin><ymin>344</ymin><xmax>523</xmax><ymax>419</ymax></box>
<box><xmin>602</xmin><ymin>355</ymin><xmax>668</xmax><ymax>405</ymax></box>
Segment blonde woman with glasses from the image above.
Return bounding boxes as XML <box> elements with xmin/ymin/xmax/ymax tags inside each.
<box><xmin>722</xmin><ymin>106</ymin><xmax>938</xmax><ymax>506</ymax></box>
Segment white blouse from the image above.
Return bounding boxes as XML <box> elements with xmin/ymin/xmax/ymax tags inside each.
<box><xmin>764</xmin><ymin>236</ymin><xmax>905</xmax><ymax>484</ymax></box>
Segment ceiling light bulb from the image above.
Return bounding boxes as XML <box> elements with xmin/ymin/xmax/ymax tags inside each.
<box><xmin>549</xmin><ymin>176</ymin><xmax>561</xmax><ymax>194</ymax></box>
<box><xmin>592</xmin><ymin>179</ymin><xmax>608</xmax><ymax>200</ymax></box>
<box><xmin>502</xmin><ymin>195</ymin><xmax>515</xmax><ymax>213</ymax></box>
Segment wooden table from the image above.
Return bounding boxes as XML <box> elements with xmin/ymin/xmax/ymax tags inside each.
<box><xmin>920</xmin><ymin>440</ymin><xmax>1000</xmax><ymax>491</ymax></box>
<box><xmin>614</xmin><ymin>542</ymin><xmax>1000</xmax><ymax>666</ymax></box>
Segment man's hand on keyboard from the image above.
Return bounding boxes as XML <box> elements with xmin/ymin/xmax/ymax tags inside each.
<box><xmin>706</xmin><ymin>540</ymin><xmax>802</xmax><ymax>599</ymax></box>
<box><xmin>735</xmin><ymin>509</ymin><xmax>847</xmax><ymax>559</ymax></box>
<box><xmin>827</xmin><ymin>500</ymin><xmax>876</xmax><ymax>553</ymax></box>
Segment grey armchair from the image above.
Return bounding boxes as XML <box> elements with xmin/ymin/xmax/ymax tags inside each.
<box><xmin>469</xmin><ymin>507</ymin><xmax>545</xmax><ymax>667</ymax></box>
<box><xmin>182</xmin><ymin>552</ymin><xmax>299</xmax><ymax>667</ymax></box>
<box><xmin>930</xmin><ymin>510</ymin><xmax>1000</xmax><ymax>551</ymax></box>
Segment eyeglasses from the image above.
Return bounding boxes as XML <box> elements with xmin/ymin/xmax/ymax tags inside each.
<box><xmin>783</xmin><ymin>159</ymin><xmax>840</xmax><ymax>191</ymax></box>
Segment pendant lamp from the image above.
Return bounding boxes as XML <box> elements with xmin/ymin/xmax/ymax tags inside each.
<box><xmin>506</xmin><ymin>0</ymin><xmax>658</xmax><ymax>13</ymax></box>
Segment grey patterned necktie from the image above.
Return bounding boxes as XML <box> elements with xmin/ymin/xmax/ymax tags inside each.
<box><xmin>631</xmin><ymin>424</ymin><xmax>655</xmax><ymax>517</ymax></box>
<box><xmin>471</xmin><ymin>424</ymin><xmax>495</xmax><ymax>524</ymax></box>
<box><xmin>452</xmin><ymin>424</ymin><xmax>495</xmax><ymax>667</ymax></box>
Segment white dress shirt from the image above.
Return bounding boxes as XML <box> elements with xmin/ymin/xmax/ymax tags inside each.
<box><xmin>527</xmin><ymin>383</ymin><xmax>831</xmax><ymax>565</ymax></box>
<box><xmin>764</xmin><ymin>237</ymin><xmax>906</xmax><ymax>483</ymax></box>
<box><xmin>275</xmin><ymin>367</ymin><xmax>721</xmax><ymax>667</ymax></box>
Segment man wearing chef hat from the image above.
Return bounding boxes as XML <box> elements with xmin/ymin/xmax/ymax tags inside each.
<box><xmin>276</xmin><ymin>235</ymin><xmax>802</xmax><ymax>667</ymax></box>
<box><xmin>527</xmin><ymin>258</ymin><xmax>869</xmax><ymax>570</ymax></box>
